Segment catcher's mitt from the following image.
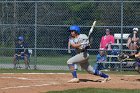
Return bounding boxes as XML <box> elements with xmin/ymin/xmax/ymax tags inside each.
<box><xmin>118</xmin><ymin>53</ymin><xmax>129</xmax><ymax>61</ymax></box>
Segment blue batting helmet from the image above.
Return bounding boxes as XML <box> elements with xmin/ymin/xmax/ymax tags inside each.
<box><xmin>18</xmin><ymin>36</ymin><xmax>24</xmax><ymax>41</ymax></box>
<box><xmin>69</xmin><ymin>25</ymin><xmax>80</xmax><ymax>34</ymax></box>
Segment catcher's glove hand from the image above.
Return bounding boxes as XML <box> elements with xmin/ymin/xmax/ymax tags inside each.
<box><xmin>118</xmin><ymin>53</ymin><xmax>129</xmax><ymax>61</ymax></box>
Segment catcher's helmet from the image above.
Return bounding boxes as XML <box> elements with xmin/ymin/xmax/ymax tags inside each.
<box><xmin>69</xmin><ymin>25</ymin><xmax>80</xmax><ymax>34</ymax></box>
<box><xmin>18</xmin><ymin>36</ymin><xmax>24</xmax><ymax>41</ymax></box>
<box><xmin>133</xmin><ymin>28</ymin><xmax>138</xmax><ymax>32</ymax></box>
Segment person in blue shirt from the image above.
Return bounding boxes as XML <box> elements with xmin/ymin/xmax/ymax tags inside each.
<box><xmin>94</xmin><ymin>48</ymin><xmax>107</xmax><ymax>70</ymax></box>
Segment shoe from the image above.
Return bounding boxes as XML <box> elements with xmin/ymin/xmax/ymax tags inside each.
<box><xmin>101</xmin><ymin>77</ymin><xmax>111</xmax><ymax>83</ymax></box>
<box><xmin>67</xmin><ymin>78</ymin><xmax>80</xmax><ymax>83</ymax></box>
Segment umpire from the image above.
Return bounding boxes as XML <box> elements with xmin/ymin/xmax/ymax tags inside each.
<box><xmin>13</xmin><ymin>36</ymin><xmax>29</xmax><ymax>69</ymax></box>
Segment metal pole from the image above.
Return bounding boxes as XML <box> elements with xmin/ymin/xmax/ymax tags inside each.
<box><xmin>13</xmin><ymin>0</ymin><xmax>17</xmax><ymax>46</ymax></box>
<box><xmin>120</xmin><ymin>0</ymin><xmax>124</xmax><ymax>72</ymax></box>
<box><xmin>34</xmin><ymin>2</ymin><xmax>37</xmax><ymax>70</ymax></box>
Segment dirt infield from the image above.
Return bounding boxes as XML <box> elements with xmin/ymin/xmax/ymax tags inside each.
<box><xmin>0</xmin><ymin>73</ymin><xmax>140</xmax><ymax>93</ymax></box>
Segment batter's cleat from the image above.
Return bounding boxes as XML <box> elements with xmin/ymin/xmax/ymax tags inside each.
<box><xmin>67</xmin><ymin>78</ymin><xmax>80</xmax><ymax>83</ymax></box>
<box><xmin>101</xmin><ymin>77</ymin><xmax>111</xmax><ymax>83</ymax></box>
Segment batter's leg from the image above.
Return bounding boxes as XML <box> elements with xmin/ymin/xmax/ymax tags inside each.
<box><xmin>80</xmin><ymin>62</ymin><xmax>111</xmax><ymax>82</ymax></box>
<box><xmin>67</xmin><ymin>53</ymin><xmax>89</xmax><ymax>83</ymax></box>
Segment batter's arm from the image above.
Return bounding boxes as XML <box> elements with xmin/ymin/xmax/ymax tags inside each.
<box><xmin>68</xmin><ymin>41</ymin><xmax>71</xmax><ymax>53</ymax></box>
<box><xmin>70</xmin><ymin>43</ymin><xmax>81</xmax><ymax>48</ymax></box>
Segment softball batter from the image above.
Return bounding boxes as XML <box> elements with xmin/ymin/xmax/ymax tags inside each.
<box><xmin>67</xmin><ymin>25</ymin><xmax>111</xmax><ymax>83</ymax></box>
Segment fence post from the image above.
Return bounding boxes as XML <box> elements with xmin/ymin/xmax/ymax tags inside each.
<box><xmin>120</xmin><ymin>0</ymin><xmax>124</xmax><ymax>72</ymax></box>
<box><xmin>34</xmin><ymin>2</ymin><xmax>37</xmax><ymax>70</ymax></box>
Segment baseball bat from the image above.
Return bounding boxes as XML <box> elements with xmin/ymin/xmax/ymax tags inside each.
<box><xmin>68</xmin><ymin>41</ymin><xmax>71</xmax><ymax>53</ymax></box>
<box><xmin>88</xmin><ymin>20</ymin><xmax>97</xmax><ymax>39</ymax></box>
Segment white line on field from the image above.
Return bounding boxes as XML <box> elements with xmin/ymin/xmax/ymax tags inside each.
<box><xmin>1</xmin><ymin>83</ymin><xmax>58</xmax><ymax>90</ymax></box>
<box><xmin>122</xmin><ymin>75</ymin><xmax>140</xmax><ymax>76</ymax></box>
<box><xmin>0</xmin><ymin>76</ymin><xmax>44</xmax><ymax>80</ymax></box>
<box><xmin>1</xmin><ymin>73</ymin><xmax>66</xmax><ymax>75</ymax></box>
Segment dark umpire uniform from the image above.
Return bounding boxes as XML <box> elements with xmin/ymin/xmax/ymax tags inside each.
<box><xmin>13</xmin><ymin>36</ymin><xmax>29</xmax><ymax>69</ymax></box>
<box><xmin>15</xmin><ymin>41</ymin><xmax>28</xmax><ymax>56</ymax></box>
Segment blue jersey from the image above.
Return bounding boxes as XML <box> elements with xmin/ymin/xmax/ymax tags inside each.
<box><xmin>96</xmin><ymin>54</ymin><xmax>106</xmax><ymax>62</ymax></box>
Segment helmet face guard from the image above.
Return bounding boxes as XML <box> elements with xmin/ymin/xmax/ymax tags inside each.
<box><xmin>69</xmin><ymin>25</ymin><xmax>80</xmax><ymax>34</ymax></box>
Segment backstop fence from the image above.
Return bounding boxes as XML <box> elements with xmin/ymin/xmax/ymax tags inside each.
<box><xmin>0</xmin><ymin>0</ymin><xmax>140</xmax><ymax>71</ymax></box>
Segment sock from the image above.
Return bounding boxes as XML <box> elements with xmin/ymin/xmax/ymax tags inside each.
<box><xmin>94</xmin><ymin>69</ymin><xmax>108</xmax><ymax>78</ymax></box>
<box><xmin>71</xmin><ymin>70</ymin><xmax>77</xmax><ymax>78</ymax></box>
<box><xmin>100</xmin><ymin>72</ymin><xmax>109</xmax><ymax>78</ymax></box>
<box><xmin>68</xmin><ymin>64</ymin><xmax>77</xmax><ymax>78</ymax></box>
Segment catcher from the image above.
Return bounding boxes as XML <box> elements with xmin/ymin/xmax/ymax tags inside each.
<box><xmin>118</xmin><ymin>42</ymin><xmax>140</xmax><ymax>72</ymax></box>
<box><xmin>67</xmin><ymin>25</ymin><xmax>111</xmax><ymax>83</ymax></box>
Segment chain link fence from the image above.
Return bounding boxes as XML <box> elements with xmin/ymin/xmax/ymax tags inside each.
<box><xmin>0</xmin><ymin>0</ymin><xmax>140</xmax><ymax>71</ymax></box>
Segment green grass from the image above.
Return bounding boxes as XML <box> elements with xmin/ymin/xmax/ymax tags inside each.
<box><xmin>47</xmin><ymin>88</ymin><xmax>140</xmax><ymax>93</ymax></box>
<box><xmin>0</xmin><ymin>68</ymin><xmax>139</xmax><ymax>75</ymax></box>
<box><xmin>0</xmin><ymin>55</ymin><xmax>138</xmax><ymax>75</ymax></box>
<box><xmin>0</xmin><ymin>55</ymin><xmax>97</xmax><ymax>65</ymax></box>
<box><xmin>0</xmin><ymin>68</ymin><xmax>69</xmax><ymax>73</ymax></box>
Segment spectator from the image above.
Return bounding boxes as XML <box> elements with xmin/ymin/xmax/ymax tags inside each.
<box><xmin>100</xmin><ymin>29</ymin><xmax>115</xmax><ymax>50</ymax></box>
<box><xmin>93</xmin><ymin>48</ymin><xmax>107</xmax><ymax>70</ymax></box>
<box><xmin>13</xmin><ymin>36</ymin><xmax>30</xmax><ymax>69</ymax></box>
<box><xmin>127</xmin><ymin>28</ymin><xmax>139</xmax><ymax>54</ymax></box>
